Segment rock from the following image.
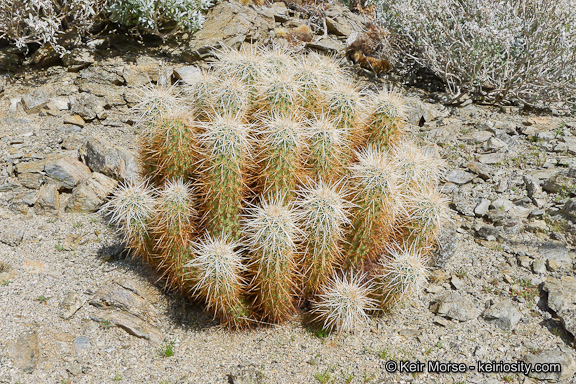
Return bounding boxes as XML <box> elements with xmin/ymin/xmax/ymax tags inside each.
<box><xmin>34</xmin><ymin>183</ymin><xmax>60</xmax><ymax>215</ymax></box>
<box><xmin>525</xmin><ymin>346</ymin><xmax>576</xmax><ymax>382</ymax></box>
<box><xmin>61</xmin><ymin>48</ymin><xmax>95</xmax><ymax>72</ymax></box>
<box><xmin>430</xmin><ymin>292</ymin><xmax>479</xmax><ymax>322</ymax></box>
<box><xmin>22</xmin><ymin>89</ymin><xmax>49</xmax><ymax>113</ymax></box>
<box><xmin>228</xmin><ymin>363</ymin><xmax>265</xmax><ymax>384</ymax></box>
<box><xmin>467</xmin><ymin>161</ymin><xmax>492</xmax><ymax>180</ymax></box>
<box><xmin>6</xmin><ymin>330</ymin><xmax>39</xmax><ymax>373</ymax></box>
<box><xmin>92</xmin><ymin>311</ymin><xmax>162</xmax><ymax>343</ymax></box>
<box><xmin>478</xmin><ymin>152</ymin><xmax>505</xmax><ymax>165</ymax></box>
<box><xmin>445</xmin><ymin>169</ymin><xmax>475</xmax><ymax>185</ymax></box>
<box><xmin>0</xmin><ymin>51</ymin><xmax>19</xmax><ymax>71</ymax></box>
<box><xmin>62</xmin><ymin>233</ymin><xmax>82</xmax><ymax>251</ymax></box>
<box><xmin>187</xmin><ymin>2</ymin><xmax>274</xmax><ymax>59</ymax></box>
<box><xmin>433</xmin><ymin>228</ymin><xmax>458</xmax><ymax>268</ymax></box>
<box><xmin>269</xmin><ymin>2</ymin><xmax>289</xmax><ymax>22</ymax></box>
<box><xmin>66</xmin><ymin>363</ymin><xmax>83</xmax><ymax>376</ymax></box>
<box><xmin>523</xmin><ymin>175</ymin><xmax>543</xmax><ymax>199</ymax></box>
<box><xmin>59</xmin><ymin>292</ymin><xmax>85</xmax><ymax>319</ymax></box>
<box><xmin>15</xmin><ymin>150</ymin><xmax>79</xmax><ymax>174</ymax></box>
<box><xmin>474</xmin><ymin>199</ymin><xmax>490</xmax><ymax>216</ymax></box>
<box><xmin>173</xmin><ymin>66</ymin><xmax>201</xmax><ymax>84</ymax></box>
<box><xmin>44</xmin><ymin>157</ymin><xmax>91</xmax><ymax>189</ymax></box>
<box><xmin>18</xmin><ymin>172</ymin><xmax>44</xmax><ymax>189</ymax></box>
<box><xmin>562</xmin><ymin>198</ymin><xmax>576</xmax><ymax>219</ymax></box>
<box><xmin>0</xmin><ymin>227</ymin><xmax>25</xmax><ymax>246</ymax></box>
<box><xmin>481</xmin><ymin>300</ymin><xmax>521</xmax><ymax>331</ymax></box>
<box><xmin>66</xmin><ymin>172</ymin><xmax>117</xmax><ymax>213</ymax></box>
<box><xmin>306</xmin><ymin>37</ymin><xmax>344</xmax><ymax>54</ymax></box>
<box><xmin>543</xmin><ymin>276</ymin><xmax>576</xmax><ymax>338</ymax></box>
<box><xmin>325</xmin><ymin>3</ymin><xmax>366</xmax><ymax>37</ymax></box>
<box><xmin>76</xmin><ymin>65</ymin><xmax>125</xmax><ymax>86</ymax></box>
<box><xmin>461</xmin><ymin>130</ymin><xmax>492</xmax><ymax>143</ymax></box>
<box><xmin>532</xmin><ymin>259</ymin><xmax>546</xmax><ymax>274</ymax></box>
<box><xmin>63</xmin><ymin>114</ymin><xmax>85</xmax><ymax>127</ymax></box>
<box><xmin>491</xmin><ymin>198</ymin><xmax>514</xmax><ymax>212</ymax></box>
<box><xmin>70</xmin><ymin>93</ymin><xmax>106</xmax><ymax>121</ymax></box>
<box><xmin>89</xmin><ymin>281</ymin><xmax>156</xmax><ymax>320</ymax></box>
<box><xmin>404</xmin><ymin>98</ymin><xmax>447</xmax><ymax>126</ymax></box>
<box><xmin>79</xmin><ymin>137</ymin><xmax>139</xmax><ymax>182</ymax></box>
<box><xmin>483</xmin><ymin>137</ymin><xmax>508</xmax><ymax>152</ymax></box>
<box><xmin>476</xmin><ymin>225</ymin><xmax>500</xmax><ymax>241</ymax></box>
<box><xmin>539</xmin><ymin>241</ymin><xmax>572</xmax><ymax>269</ymax></box>
<box><xmin>450</xmin><ymin>275</ymin><xmax>465</xmax><ymax>290</ymax></box>
<box><xmin>543</xmin><ymin>173</ymin><xmax>576</xmax><ymax>193</ymax></box>
<box><xmin>74</xmin><ymin>336</ymin><xmax>91</xmax><ymax>355</ymax></box>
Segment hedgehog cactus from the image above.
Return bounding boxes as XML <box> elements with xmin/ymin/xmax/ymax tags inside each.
<box><xmin>244</xmin><ymin>197</ymin><xmax>301</xmax><ymax>323</ymax></box>
<box><xmin>187</xmin><ymin>235</ymin><xmax>252</xmax><ymax>328</ymax></box>
<box><xmin>105</xmin><ymin>46</ymin><xmax>450</xmax><ymax>332</ymax></box>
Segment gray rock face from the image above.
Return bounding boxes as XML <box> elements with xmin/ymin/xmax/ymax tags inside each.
<box><xmin>325</xmin><ymin>3</ymin><xmax>366</xmax><ymax>37</ymax></box>
<box><xmin>474</xmin><ymin>199</ymin><xmax>490</xmax><ymax>216</ymax></box>
<box><xmin>430</xmin><ymin>292</ymin><xmax>479</xmax><ymax>322</ymax></box>
<box><xmin>66</xmin><ymin>172</ymin><xmax>117</xmax><ymax>213</ymax></box>
<box><xmin>6</xmin><ymin>330</ymin><xmax>39</xmax><ymax>373</ymax></box>
<box><xmin>173</xmin><ymin>66</ymin><xmax>202</xmax><ymax>84</ymax></box>
<box><xmin>188</xmin><ymin>2</ymin><xmax>275</xmax><ymax>58</ymax></box>
<box><xmin>543</xmin><ymin>277</ymin><xmax>576</xmax><ymax>338</ymax></box>
<box><xmin>59</xmin><ymin>292</ymin><xmax>85</xmax><ymax>320</ymax></box>
<box><xmin>34</xmin><ymin>183</ymin><xmax>60</xmax><ymax>216</ymax></box>
<box><xmin>539</xmin><ymin>241</ymin><xmax>572</xmax><ymax>269</ymax></box>
<box><xmin>22</xmin><ymin>89</ymin><xmax>49</xmax><ymax>113</ymax></box>
<box><xmin>525</xmin><ymin>346</ymin><xmax>576</xmax><ymax>382</ymax></box>
<box><xmin>228</xmin><ymin>363</ymin><xmax>265</xmax><ymax>384</ymax></box>
<box><xmin>44</xmin><ymin>157</ymin><xmax>91</xmax><ymax>189</ymax></box>
<box><xmin>563</xmin><ymin>198</ymin><xmax>576</xmax><ymax>219</ymax></box>
<box><xmin>0</xmin><ymin>227</ymin><xmax>25</xmax><ymax>247</ymax></box>
<box><xmin>79</xmin><ymin>137</ymin><xmax>138</xmax><ymax>182</ymax></box>
<box><xmin>70</xmin><ymin>93</ymin><xmax>105</xmax><ymax>121</ymax></box>
<box><xmin>92</xmin><ymin>311</ymin><xmax>163</xmax><ymax>343</ymax></box>
<box><xmin>543</xmin><ymin>173</ymin><xmax>576</xmax><ymax>193</ymax></box>
<box><xmin>445</xmin><ymin>169</ymin><xmax>475</xmax><ymax>185</ymax></box>
<box><xmin>481</xmin><ymin>300</ymin><xmax>521</xmax><ymax>331</ymax></box>
<box><xmin>478</xmin><ymin>152</ymin><xmax>505</xmax><ymax>164</ymax></box>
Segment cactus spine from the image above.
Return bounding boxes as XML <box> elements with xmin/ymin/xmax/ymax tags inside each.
<box><xmin>365</xmin><ymin>89</ymin><xmax>406</xmax><ymax>151</ymax></box>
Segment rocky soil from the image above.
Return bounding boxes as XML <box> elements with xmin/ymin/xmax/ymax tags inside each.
<box><xmin>0</xmin><ymin>1</ymin><xmax>575</xmax><ymax>383</ymax></box>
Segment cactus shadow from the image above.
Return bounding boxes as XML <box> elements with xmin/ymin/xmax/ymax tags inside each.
<box><xmin>95</xmin><ymin>239</ymin><xmax>217</xmax><ymax>333</ymax></box>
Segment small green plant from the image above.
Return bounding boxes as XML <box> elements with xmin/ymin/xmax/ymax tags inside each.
<box><xmin>36</xmin><ymin>295</ymin><xmax>50</xmax><ymax>303</ymax></box>
<box><xmin>1</xmin><ymin>280</ymin><xmax>11</xmax><ymax>286</ymax></box>
<box><xmin>378</xmin><ymin>348</ymin><xmax>389</xmax><ymax>359</ymax></box>
<box><xmin>112</xmin><ymin>373</ymin><xmax>122</xmax><ymax>381</ymax></box>
<box><xmin>159</xmin><ymin>339</ymin><xmax>175</xmax><ymax>357</ymax></box>
<box><xmin>55</xmin><ymin>243</ymin><xmax>64</xmax><ymax>251</ymax></box>
<box><xmin>308</xmin><ymin>353</ymin><xmax>321</xmax><ymax>365</ymax></box>
<box><xmin>363</xmin><ymin>371</ymin><xmax>376</xmax><ymax>383</ymax></box>
<box><xmin>315</xmin><ymin>369</ymin><xmax>333</xmax><ymax>384</ymax></box>
<box><xmin>100</xmin><ymin>319</ymin><xmax>112</xmax><ymax>328</ymax></box>
<box><xmin>73</xmin><ymin>221</ymin><xmax>84</xmax><ymax>229</ymax></box>
<box><xmin>342</xmin><ymin>371</ymin><xmax>355</xmax><ymax>384</ymax></box>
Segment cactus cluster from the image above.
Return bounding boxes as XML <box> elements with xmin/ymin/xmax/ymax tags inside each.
<box><xmin>104</xmin><ymin>46</ymin><xmax>449</xmax><ymax>332</ymax></box>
